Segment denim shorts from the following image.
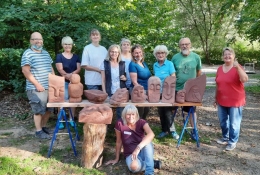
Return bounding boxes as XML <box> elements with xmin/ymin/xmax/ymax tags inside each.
<box><xmin>26</xmin><ymin>89</ymin><xmax>53</xmax><ymax>115</ymax></box>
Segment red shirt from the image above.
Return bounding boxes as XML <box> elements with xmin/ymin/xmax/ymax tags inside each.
<box><xmin>215</xmin><ymin>65</ymin><xmax>246</xmax><ymax>107</ymax></box>
<box><xmin>115</xmin><ymin>119</ymin><xmax>146</xmax><ymax>157</ymax></box>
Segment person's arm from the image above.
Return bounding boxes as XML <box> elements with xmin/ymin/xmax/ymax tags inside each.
<box><xmin>22</xmin><ymin>65</ymin><xmax>45</xmax><ymax>92</ymax></box>
<box><xmin>234</xmin><ymin>61</ymin><xmax>248</xmax><ymax>83</ymax></box>
<box><xmin>101</xmin><ymin>70</ymin><xmax>106</xmax><ymax>93</ymax></box>
<box><xmin>105</xmin><ymin>129</ymin><xmax>122</xmax><ymax>165</ymax></box>
<box><xmin>56</xmin><ymin>63</ymin><xmax>72</xmax><ymax>80</ymax></box>
<box><xmin>81</xmin><ymin>65</ymin><xmax>101</xmax><ymax>73</ymax></box>
<box><xmin>131</xmin><ymin>123</ymin><xmax>155</xmax><ymax>160</ymax></box>
<box><xmin>171</xmin><ymin>72</ymin><xmax>176</xmax><ymax>76</ymax></box>
<box><xmin>214</xmin><ymin>84</ymin><xmax>218</xmax><ymax>108</ymax></box>
<box><xmin>73</xmin><ymin>62</ymin><xmax>81</xmax><ymax>74</ymax></box>
<box><xmin>130</xmin><ymin>72</ymin><xmax>139</xmax><ymax>86</ymax></box>
<box><xmin>81</xmin><ymin>47</ymin><xmax>102</xmax><ymax>73</ymax></box>
<box><xmin>196</xmin><ymin>69</ymin><xmax>202</xmax><ymax>77</ymax></box>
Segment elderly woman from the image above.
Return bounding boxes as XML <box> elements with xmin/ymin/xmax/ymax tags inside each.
<box><xmin>55</xmin><ymin>36</ymin><xmax>81</xmax><ymax>129</ymax></box>
<box><xmin>120</xmin><ymin>38</ymin><xmax>132</xmax><ymax>90</ymax></box>
<box><xmin>214</xmin><ymin>47</ymin><xmax>248</xmax><ymax>151</ymax></box>
<box><xmin>105</xmin><ymin>104</ymin><xmax>161</xmax><ymax>174</ymax></box>
<box><xmin>129</xmin><ymin>44</ymin><xmax>151</xmax><ymax>119</ymax></box>
<box><xmin>153</xmin><ymin>45</ymin><xmax>179</xmax><ymax>140</ymax></box>
<box><xmin>100</xmin><ymin>44</ymin><xmax>126</xmax><ymax>119</ymax></box>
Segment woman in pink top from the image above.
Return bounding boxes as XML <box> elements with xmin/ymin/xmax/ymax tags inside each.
<box><xmin>214</xmin><ymin>47</ymin><xmax>248</xmax><ymax>151</ymax></box>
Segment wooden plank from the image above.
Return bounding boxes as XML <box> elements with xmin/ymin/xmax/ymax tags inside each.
<box><xmin>47</xmin><ymin>100</ymin><xmax>202</xmax><ymax>108</ymax></box>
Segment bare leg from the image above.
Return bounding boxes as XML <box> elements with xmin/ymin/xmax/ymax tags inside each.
<box><xmin>34</xmin><ymin>114</ymin><xmax>42</xmax><ymax>131</ymax></box>
<box><xmin>189</xmin><ymin>112</ymin><xmax>197</xmax><ymax>128</ymax></box>
<box><xmin>69</xmin><ymin>107</ymin><xmax>76</xmax><ymax>119</ymax></box>
<box><xmin>41</xmin><ymin>111</ymin><xmax>51</xmax><ymax>127</ymax></box>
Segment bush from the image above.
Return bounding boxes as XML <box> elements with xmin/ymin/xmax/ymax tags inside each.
<box><xmin>0</xmin><ymin>48</ymin><xmax>25</xmax><ymax>93</ymax></box>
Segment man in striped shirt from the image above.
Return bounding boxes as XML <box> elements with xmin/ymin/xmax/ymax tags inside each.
<box><xmin>21</xmin><ymin>32</ymin><xmax>55</xmax><ymax>140</ymax></box>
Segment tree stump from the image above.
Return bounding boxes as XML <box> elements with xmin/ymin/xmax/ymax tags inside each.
<box><xmin>81</xmin><ymin>123</ymin><xmax>107</xmax><ymax>169</ymax></box>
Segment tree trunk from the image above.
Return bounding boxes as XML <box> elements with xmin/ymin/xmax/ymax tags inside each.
<box><xmin>81</xmin><ymin>123</ymin><xmax>107</xmax><ymax>169</ymax></box>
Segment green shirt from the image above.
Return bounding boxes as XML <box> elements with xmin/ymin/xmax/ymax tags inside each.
<box><xmin>171</xmin><ymin>52</ymin><xmax>202</xmax><ymax>91</ymax></box>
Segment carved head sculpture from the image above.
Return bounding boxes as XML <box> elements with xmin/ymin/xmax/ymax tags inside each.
<box><xmin>184</xmin><ymin>74</ymin><xmax>206</xmax><ymax>103</ymax></box>
<box><xmin>78</xmin><ymin>104</ymin><xmax>113</xmax><ymax>124</ymax></box>
<box><xmin>161</xmin><ymin>76</ymin><xmax>176</xmax><ymax>103</ymax></box>
<box><xmin>110</xmin><ymin>88</ymin><xmax>129</xmax><ymax>105</ymax></box>
<box><xmin>84</xmin><ymin>90</ymin><xmax>108</xmax><ymax>104</ymax></box>
<box><xmin>147</xmin><ymin>76</ymin><xmax>161</xmax><ymax>103</ymax></box>
<box><xmin>175</xmin><ymin>89</ymin><xmax>186</xmax><ymax>103</ymax></box>
<box><xmin>131</xmin><ymin>85</ymin><xmax>146</xmax><ymax>103</ymax></box>
<box><xmin>48</xmin><ymin>74</ymin><xmax>65</xmax><ymax>102</ymax></box>
<box><xmin>70</xmin><ymin>73</ymin><xmax>81</xmax><ymax>84</ymax></box>
<box><xmin>68</xmin><ymin>74</ymin><xmax>83</xmax><ymax>102</ymax></box>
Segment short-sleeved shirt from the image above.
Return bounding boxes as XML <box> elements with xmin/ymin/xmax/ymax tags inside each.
<box><xmin>129</xmin><ymin>61</ymin><xmax>151</xmax><ymax>90</ymax></box>
<box><xmin>153</xmin><ymin>59</ymin><xmax>175</xmax><ymax>92</ymax></box>
<box><xmin>81</xmin><ymin>44</ymin><xmax>107</xmax><ymax>85</ymax></box>
<box><xmin>55</xmin><ymin>53</ymin><xmax>81</xmax><ymax>82</ymax></box>
<box><xmin>215</xmin><ymin>65</ymin><xmax>246</xmax><ymax>107</ymax></box>
<box><xmin>122</xmin><ymin>56</ymin><xmax>132</xmax><ymax>88</ymax></box>
<box><xmin>21</xmin><ymin>48</ymin><xmax>53</xmax><ymax>90</ymax></box>
<box><xmin>171</xmin><ymin>52</ymin><xmax>202</xmax><ymax>91</ymax></box>
<box><xmin>115</xmin><ymin>119</ymin><xmax>146</xmax><ymax>157</ymax></box>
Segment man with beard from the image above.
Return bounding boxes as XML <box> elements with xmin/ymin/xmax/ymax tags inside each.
<box><xmin>171</xmin><ymin>37</ymin><xmax>202</xmax><ymax>140</ymax></box>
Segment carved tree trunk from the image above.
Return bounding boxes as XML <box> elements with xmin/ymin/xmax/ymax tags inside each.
<box><xmin>81</xmin><ymin>123</ymin><xmax>107</xmax><ymax>169</ymax></box>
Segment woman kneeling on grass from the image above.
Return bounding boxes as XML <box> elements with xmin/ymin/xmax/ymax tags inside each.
<box><xmin>105</xmin><ymin>104</ymin><xmax>161</xmax><ymax>175</ymax></box>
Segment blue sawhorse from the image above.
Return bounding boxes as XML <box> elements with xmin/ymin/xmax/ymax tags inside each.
<box><xmin>48</xmin><ymin>107</ymin><xmax>80</xmax><ymax>157</ymax></box>
<box><xmin>175</xmin><ymin>106</ymin><xmax>200</xmax><ymax>148</ymax></box>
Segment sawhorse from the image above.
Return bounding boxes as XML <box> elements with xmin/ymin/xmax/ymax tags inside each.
<box><xmin>175</xmin><ymin>106</ymin><xmax>200</xmax><ymax>148</ymax></box>
<box><xmin>48</xmin><ymin>107</ymin><xmax>80</xmax><ymax>157</ymax></box>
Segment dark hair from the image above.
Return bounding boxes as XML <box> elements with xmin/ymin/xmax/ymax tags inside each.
<box><xmin>131</xmin><ymin>44</ymin><xmax>145</xmax><ymax>62</ymax></box>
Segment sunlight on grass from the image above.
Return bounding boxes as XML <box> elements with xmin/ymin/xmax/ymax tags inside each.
<box><xmin>206</xmin><ymin>73</ymin><xmax>216</xmax><ymax>77</ymax></box>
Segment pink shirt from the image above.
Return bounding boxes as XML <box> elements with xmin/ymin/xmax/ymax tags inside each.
<box><xmin>115</xmin><ymin>119</ymin><xmax>146</xmax><ymax>157</ymax></box>
<box><xmin>215</xmin><ymin>65</ymin><xmax>246</xmax><ymax>107</ymax></box>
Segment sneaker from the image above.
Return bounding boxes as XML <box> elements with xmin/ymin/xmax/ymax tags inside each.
<box><xmin>216</xmin><ymin>138</ymin><xmax>228</xmax><ymax>145</ymax></box>
<box><xmin>154</xmin><ymin>160</ymin><xmax>162</xmax><ymax>169</ymax></box>
<box><xmin>59</xmin><ymin>122</ymin><xmax>64</xmax><ymax>130</ymax></box>
<box><xmin>69</xmin><ymin>119</ymin><xmax>75</xmax><ymax>127</ymax></box>
<box><xmin>35</xmin><ymin>130</ymin><xmax>51</xmax><ymax>140</ymax></box>
<box><xmin>157</xmin><ymin>132</ymin><xmax>168</xmax><ymax>138</ymax></box>
<box><xmin>226</xmin><ymin>143</ymin><xmax>236</xmax><ymax>151</ymax></box>
<box><xmin>171</xmin><ymin>131</ymin><xmax>179</xmax><ymax>140</ymax></box>
<box><xmin>42</xmin><ymin>127</ymin><xmax>50</xmax><ymax>135</ymax></box>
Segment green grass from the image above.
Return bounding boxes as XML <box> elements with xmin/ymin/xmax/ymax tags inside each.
<box><xmin>206</xmin><ymin>73</ymin><xmax>216</xmax><ymax>77</ymax></box>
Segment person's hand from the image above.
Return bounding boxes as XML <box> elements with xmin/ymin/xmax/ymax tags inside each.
<box><xmin>120</xmin><ymin>75</ymin><xmax>126</xmax><ymax>81</ymax></box>
<box><xmin>105</xmin><ymin>159</ymin><xmax>119</xmax><ymax>166</ymax></box>
<box><xmin>233</xmin><ymin>60</ymin><xmax>239</xmax><ymax>68</ymax></box>
<box><xmin>65</xmin><ymin>73</ymin><xmax>72</xmax><ymax>80</ymax></box>
<box><xmin>36</xmin><ymin>84</ymin><xmax>45</xmax><ymax>92</ymax></box>
<box><xmin>213</xmin><ymin>101</ymin><xmax>217</xmax><ymax>108</ymax></box>
<box><xmin>131</xmin><ymin>148</ymin><xmax>140</xmax><ymax>160</ymax></box>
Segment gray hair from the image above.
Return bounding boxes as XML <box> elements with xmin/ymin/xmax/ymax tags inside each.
<box><xmin>153</xmin><ymin>45</ymin><xmax>169</xmax><ymax>58</ymax></box>
<box><xmin>120</xmin><ymin>38</ymin><xmax>131</xmax><ymax>46</ymax></box>
<box><xmin>105</xmin><ymin>44</ymin><xmax>122</xmax><ymax>63</ymax></box>
<box><xmin>61</xmin><ymin>36</ymin><xmax>73</xmax><ymax>46</ymax></box>
<box><xmin>222</xmin><ymin>47</ymin><xmax>236</xmax><ymax>57</ymax></box>
<box><xmin>121</xmin><ymin>104</ymin><xmax>140</xmax><ymax>125</ymax></box>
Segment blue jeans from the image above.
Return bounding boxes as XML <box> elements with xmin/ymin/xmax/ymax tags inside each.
<box><xmin>86</xmin><ymin>85</ymin><xmax>102</xmax><ymax>90</ymax></box>
<box><xmin>64</xmin><ymin>82</ymin><xmax>69</xmax><ymax>100</ymax></box>
<box><xmin>126</xmin><ymin>142</ymin><xmax>154</xmax><ymax>175</ymax></box>
<box><xmin>217</xmin><ymin>105</ymin><xmax>243</xmax><ymax>144</ymax></box>
<box><xmin>116</xmin><ymin>107</ymin><xmax>123</xmax><ymax>120</ymax></box>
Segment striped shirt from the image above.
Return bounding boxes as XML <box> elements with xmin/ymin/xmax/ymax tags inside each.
<box><xmin>21</xmin><ymin>48</ymin><xmax>53</xmax><ymax>90</ymax></box>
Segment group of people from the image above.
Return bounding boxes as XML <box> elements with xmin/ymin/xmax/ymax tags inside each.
<box><xmin>21</xmin><ymin>29</ymin><xmax>248</xmax><ymax>175</ymax></box>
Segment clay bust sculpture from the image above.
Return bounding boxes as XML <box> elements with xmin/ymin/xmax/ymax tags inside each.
<box><xmin>48</xmin><ymin>74</ymin><xmax>65</xmax><ymax>102</ymax></box>
<box><xmin>175</xmin><ymin>89</ymin><xmax>186</xmax><ymax>103</ymax></box>
<box><xmin>161</xmin><ymin>76</ymin><xmax>176</xmax><ymax>103</ymax></box>
<box><xmin>110</xmin><ymin>88</ymin><xmax>129</xmax><ymax>105</ymax></box>
<box><xmin>84</xmin><ymin>90</ymin><xmax>108</xmax><ymax>104</ymax></box>
<box><xmin>78</xmin><ymin>104</ymin><xmax>113</xmax><ymax>124</ymax></box>
<box><xmin>184</xmin><ymin>74</ymin><xmax>206</xmax><ymax>103</ymax></box>
<box><xmin>131</xmin><ymin>85</ymin><xmax>147</xmax><ymax>103</ymax></box>
<box><xmin>68</xmin><ymin>74</ymin><xmax>83</xmax><ymax>103</ymax></box>
<box><xmin>147</xmin><ymin>76</ymin><xmax>161</xmax><ymax>103</ymax></box>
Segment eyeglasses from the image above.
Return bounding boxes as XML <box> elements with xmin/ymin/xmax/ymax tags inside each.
<box><xmin>110</xmin><ymin>51</ymin><xmax>119</xmax><ymax>54</ymax></box>
<box><xmin>31</xmin><ymin>38</ymin><xmax>43</xmax><ymax>41</ymax></box>
<box><xmin>64</xmin><ymin>44</ymin><xmax>72</xmax><ymax>46</ymax></box>
<box><xmin>156</xmin><ymin>52</ymin><xmax>165</xmax><ymax>55</ymax></box>
<box><xmin>180</xmin><ymin>43</ymin><xmax>190</xmax><ymax>47</ymax></box>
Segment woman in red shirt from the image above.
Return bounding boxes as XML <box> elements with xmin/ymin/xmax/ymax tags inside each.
<box><xmin>215</xmin><ymin>47</ymin><xmax>248</xmax><ymax>151</ymax></box>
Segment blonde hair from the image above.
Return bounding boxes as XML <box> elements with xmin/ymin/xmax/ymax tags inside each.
<box><xmin>121</xmin><ymin>104</ymin><xmax>140</xmax><ymax>125</ymax></box>
<box><xmin>61</xmin><ymin>36</ymin><xmax>73</xmax><ymax>46</ymax></box>
<box><xmin>105</xmin><ymin>44</ymin><xmax>122</xmax><ymax>63</ymax></box>
<box><xmin>222</xmin><ymin>47</ymin><xmax>236</xmax><ymax>57</ymax></box>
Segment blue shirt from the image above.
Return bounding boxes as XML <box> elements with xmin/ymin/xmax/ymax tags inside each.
<box><xmin>153</xmin><ymin>59</ymin><xmax>175</xmax><ymax>91</ymax></box>
<box><xmin>129</xmin><ymin>61</ymin><xmax>151</xmax><ymax>90</ymax></box>
<box><xmin>21</xmin><ymin>48</ymin><xmax>53</xmax><ymax>90</ymax></box>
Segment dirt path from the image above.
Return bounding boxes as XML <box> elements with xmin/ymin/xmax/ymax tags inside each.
<box><xmin>0</xmin><ymin>84</ymin><xmax>260</xmax><ymax>174</ymax></box>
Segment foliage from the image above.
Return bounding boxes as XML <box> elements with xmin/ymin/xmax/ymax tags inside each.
<box><xmin>0</xmin><ymin>48</ymin><xmax>25</xmax><ymax>93</ymax></box>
